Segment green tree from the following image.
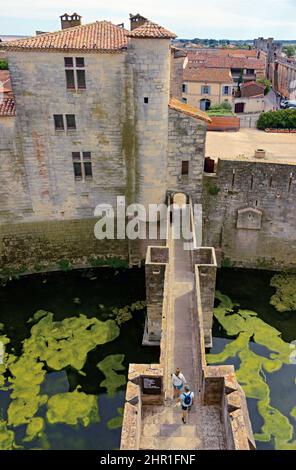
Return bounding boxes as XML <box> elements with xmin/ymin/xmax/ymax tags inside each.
<box><xmin>257</xmin><ymin>78</ymin><xmax>271</xmax><ymax>95</ymax></box>
<box><xmin>0</xmin><ymin>59</ymin><xmax>8</xmax><ymax>70</ymax></box>
<box><xmin>283</xmin><ymin>45</ymin><xmax>296</xmax><ymax>58</ymax></box>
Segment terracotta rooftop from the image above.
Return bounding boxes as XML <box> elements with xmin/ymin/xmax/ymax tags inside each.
<box><xmin>187</xmin><ymin>48</ymin><xmax>258</xmax><ymax>58</ymax></box>
<box><xmin>184</xmin><ymin>67</ymin><xmax>233</xmax><ymax>83</ymax></box>
<box><xmin>187</xmin><ymin>54</ymin><xmax>265</xmax><ymax>70</ymax></box>
<box><xmin>0</xmin><ymin>21</ymin><xmax>130</xmax><ymax>53</ymax></box>
<box><xmin>127</xmin><ymin>21</ymin><xmax>176</xmax><ymax>39</ymax></box>
<box><xmin>240</xmin><ymin>81</ymin><xmax>265</xmax><ymax>98</ymax></box>
<box><xmin>0</xmin><ymin>97</ymin><xmax>15</xmax><ymax>116</ymax></box>
<box><xmin>169</xmin><ymin>97</ymin><xmax>212</xmax><ymax>123</ymax></box>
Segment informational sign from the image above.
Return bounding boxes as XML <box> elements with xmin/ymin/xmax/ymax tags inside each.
<box><xmin>141</xmin><ymin>376</ymin><xmax>162</xmax><ymax>395</ymax></box>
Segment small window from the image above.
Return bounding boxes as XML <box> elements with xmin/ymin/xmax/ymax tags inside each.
<box><xmin>72</xmin><ymin>152</ymin><xmax>92</xmax><ymax>181</ymax></box>
<box><xmin>223</xmin><ymin>86</ymin><xmax>230</xmax><ymax>95</ymax></box>
<box><xmin>76</xmin><ymin>57</ymin><xmax>85</xmax><ymax>68</ymax></box>
<box><xmin>64</xmin><ymin>57</ymin><xmax>73</xmax><ymax>68</ymax></box>
<box><xmin>181</xmin><ymin>161</ymin><xmax>189</xmax><ymax>176</ymax></box>
<box><xmin>144</xmin><ymin>97</ymin><xmax>149</xmax><ymax>104</ymax></box>
<box><xmin>201</xmin><ymin>85</ymin><xmax>210</xmax><ymax>95</ymax></box>
<box><xmin>54</xmin><ymin>114</ymin><xmax>64</xmax><ymax>131</ymax></box>
<box><xmin>182</xmin><ymin>97</ymin><xmax>187</xmax><ymax>103</ymax></box>
<box><xmin>73</xmin><ymin>162</ymin><xmax>82</xmax><ymax>179</ymax></box>
<box><xmin>77</xmin><ymin>70</ymin><xmax>86</xmax><ymax>89</ymax></box>
<box><xmin>182</xmin><ymin>83</ymin><xmax>187</xmax><ymax>93</ymax></box>
<box><xmin>66</xmin><ymin>69</ymin><xmax>75</xmax><ymax>89</ymax></box>
<box><xmin>66</xmin><ymin>114</ymin><xmax>76</xmax><ymax>130</ymax></box>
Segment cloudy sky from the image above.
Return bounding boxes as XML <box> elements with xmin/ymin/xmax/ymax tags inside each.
<box><xmin>1</xmin><ymin>0</ymin><xmax>295</xmax><ymax>39</ymax></box>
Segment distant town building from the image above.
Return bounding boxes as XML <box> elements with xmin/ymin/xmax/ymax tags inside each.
<box><xmin>182</xmin><ymin>67</ymin><xmax>233</xmax><ymax>110</ymax></box>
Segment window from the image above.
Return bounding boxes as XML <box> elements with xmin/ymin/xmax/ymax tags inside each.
<box><xmin>144</xmin><ymin>97</ymin><xmax>149</xmax><ymax>104</ymax></box>
<box><xmin>182</xmin><ymin>97</ymin><xmax>187</xmax><ymax>103</ymax></box>
<box><xmin>222</xmin><ymin>85</ymin><xmax>230</xmax><ymax>95</ymax></box>
<box><xmin>246</xmin><ymin>69</ymin><xmax>255</xmax><ymax>75</ymax></box>
<box><xmin>201</xmin><ymin>85</ymin><xmax>211</xmax><ymax>95</ymax></box>
<box><xmin>72</xmin><ymin>152</ymin><xmax>92</xmax><ymax>181</ymax></box>
<box><xmin>54</xmin><ymin>114</ymin><xmax>64</xmax><ymax>131</ymax></box>
<box><xmin>64</xmin><ymin>57</ymin><xmax>74</xmax><ymax>68</ymax></box>
<box><xmin>75</xmin><ymin>57</ymin><xmax>85</xmax><ymax>68</ymax></box>
<box><xmin>66</xmin><ymin>114</ymin><xmax>76</xmax><ymax>130</ymax></box>
<box><xmin>77</xmin><ymin>70</ymin><xmax>86</xmax><ymax>89</ymax></box>
<box><xmin>54</xmin><ymin>114</ymin><xmax>76</xmax><ymax>131</ymax></box>
<box><xmin>65</xmin><ymin>57</ymin><xmax>86</xmax><ymax>90</ymax></box>
<box><xmin>65</xmin><ymin>70</ymin><xmax>75</xmax><ymax>89</ymax></box>
<box><xmin>181</xmin><ymin>161</ymin><xmax>189</xmax><ymax>176</ymax></box>
<box><xmin>182</xmin><ymin>83</ymin><xmax>187</xmax><ymax>93</ymax></box>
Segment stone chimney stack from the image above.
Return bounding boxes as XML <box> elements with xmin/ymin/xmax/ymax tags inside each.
<box><xmin>129</xmin><ymin>13</ymin><xmax>147</xmax><ymax>31</ymax></box>
<box><xmin>60</xmin><ymin>13</ymin><xmax>82</xmax><ymax>30</ymax></box>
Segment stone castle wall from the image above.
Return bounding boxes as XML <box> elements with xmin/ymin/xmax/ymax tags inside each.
<box><xmin>203</xmin><ymin>158</ymin><xmax>296</xmax><ymax>270</ymax></box>
<box><xmin>168</xmin><ymin>109</ymin><xmax>206</xmax><ymax>202</ymax></box>
<box><xmin>7</xmin><ymin>51</ymin><xmax>128</xmax><ymax>222</ymax></box>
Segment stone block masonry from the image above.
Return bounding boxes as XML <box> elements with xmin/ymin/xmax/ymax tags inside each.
<box><xmin>203</xmin><ymin>158</ymin><xmax>296</xmax><ymax>270</ymax></box>
<box><xmin>0</xmin><ymin>218</ymin><xmax>128</xmax><ymax>272</ymax></box>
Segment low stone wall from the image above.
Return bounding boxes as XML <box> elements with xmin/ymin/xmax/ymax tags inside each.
<box><xmin>207</xmin><ymin>116</ymin><xmax>240</xmax><ymax>132</ymax></box>
<box><xmin>120</xmin><ymin>364</ymin><xmax>164</xmax><ymax>450</ymax></box>
<box><xmin>0</xmin><ymin>218</ymin><xmax>129</xmax><ymax>273</ymax></box>
<box><xmin>194</xmin><ymin>265</ymin><xmax>255</xmax><ymax>450</ymax></box>
<box><xmin>202</xmin><ymin>159</ymin><xmax>296</xmax><ymax>270</ymax></box>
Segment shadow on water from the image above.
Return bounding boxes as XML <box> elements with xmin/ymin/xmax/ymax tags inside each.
<box><xmin>0</xmin><ymin>267</ymin><xmax>159</xmax><ymax>450</ymax></box>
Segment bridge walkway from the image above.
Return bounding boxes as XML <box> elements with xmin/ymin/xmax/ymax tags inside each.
<box><xmin>139</xmin><ymin>206</ymin><xmax>226</xmax><ymax>450</ymax></box>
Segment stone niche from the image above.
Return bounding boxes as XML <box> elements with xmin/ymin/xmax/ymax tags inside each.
<box><xmin>236</xmin><ymin>207</ymin><xmax>262</xmax><ymax>230</ymax></box>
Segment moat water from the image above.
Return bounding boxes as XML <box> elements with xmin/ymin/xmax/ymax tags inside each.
<box><xmin>0</xmin><ymin>268</ymin><xmax>159</xmax><ymax>450</ymax></box>
<box><xmin>0</xmin><ymin>267</ymin><xmax>295</xmax><ymax>450</ymax></box>
<box><xmin>211</xmin><ymin>268</ymin><xmax>296</xmax><ymax>451</ymax></box>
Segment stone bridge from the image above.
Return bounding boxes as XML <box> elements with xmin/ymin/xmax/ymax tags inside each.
<box><xmin>120</xmin><ymin>195</ymin><xmax>255</xmax><ymax>450</ymax></box>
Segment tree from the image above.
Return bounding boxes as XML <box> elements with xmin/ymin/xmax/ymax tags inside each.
<box><xmin>283</xmin><ymin>45</ymin><xmax>296</xmax><ymax>58</ymax></box>
<box><xmin>0</xmin><ymin>59</ymin><xmax>8</xmax><ymax>70</ymax></box>
<box><xmin>257</xmin><ymin>78</ymin><xmax>271</xmax><ymax>95</ymax></box>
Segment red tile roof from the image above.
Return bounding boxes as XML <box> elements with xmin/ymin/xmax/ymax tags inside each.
<box><xmin>0</xmin><ymin>97</ymin><xmax>15</xmax><ymax>116</ymax></box>
<box><xmin>169</xmin><ymin>97</ymin><xmax>211</xmax><ymax>123</ymax></box>
<box><xmin>183</xmin><ymin>67</ymin><xmax>233</xmax><ymax>83</ymax></box>
<box><xmin>127</xmin><ymin>21</ymin><xmax>176</xmax><ymax>39</ymax></box>
<box><xmin>0</xmin><ymin>21</ymin><xmax>130</xmax><ymax>53</ymax></box>
<box><xmin>240</xmin><ymin>81</ymin><xmax>265</xmax><ymax>98</ymax></box>
<box><xmin>187</xmin><ymin>54</ymin><xmax>265</xmax><ymax>70</ymax></box>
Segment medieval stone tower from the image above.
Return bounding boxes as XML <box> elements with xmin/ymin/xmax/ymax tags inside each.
<box><xmin>127</xmin><ymin>23</ymin><xmax>176</xmax><ymax>213</ymax></box>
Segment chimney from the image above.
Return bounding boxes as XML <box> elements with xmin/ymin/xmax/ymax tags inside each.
<box><xmin>60</xmin><ymin>13</ymin><xmax>82</xmax><ymax>30</ymax></box>
<box><xmin>129</xmin><ymin>13</ymin><xmax>147</xmax><ymax>31</ymax></box>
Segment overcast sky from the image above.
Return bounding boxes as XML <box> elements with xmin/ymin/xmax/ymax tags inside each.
<box><xmin>1</xmin><ymin>0</ymin><xmax>295</xmax><ymax>39</ymax></box>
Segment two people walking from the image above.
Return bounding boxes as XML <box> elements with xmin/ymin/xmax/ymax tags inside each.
<box><xmin>171</xmin><ymin>368</ymin><xmax>194</xmax><ymax>424</ymax></box>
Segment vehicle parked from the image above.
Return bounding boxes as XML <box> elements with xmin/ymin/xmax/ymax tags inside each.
<box><xmin>280</xmin><ymin>99</ymin><xmax>296</xmax><ymax>109</ymax></box>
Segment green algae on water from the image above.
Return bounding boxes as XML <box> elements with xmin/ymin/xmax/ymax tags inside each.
<box><xmin>46</xmin><ymin>389</ymin><xmax>99</xmax><ymax>427</ymax></box>
<box><xmin>23</xmin><ymin>417</ymin><xmax>45</xmax><ymax>442</ymax></box>
<box><xmin>25</xmin><ymin>312</ymin><xmax>120</xmax><ymax>371</ymax></box>
<box><xmin>97</xmin><ymin>354</ymin><xmax>126</xmax><ymax>396</ymax></box>
<box><xmin>107</xmin><ymin>407</ymin><xmax>124</xmax><ymax>430</ymax></box>
<box><xmin>270</xmin><ymin>274</ymin><xmax>296</xmax><ymax>313</ymax></box>
<box><xmin>0</xmin><ymin>419</ymin><xmax>16</xmax><ymax>450</ymax></box>
<box><xmin>207</xmin><ymin>291</ymin><xmax>295</xmax><ymax>450</ymax></box>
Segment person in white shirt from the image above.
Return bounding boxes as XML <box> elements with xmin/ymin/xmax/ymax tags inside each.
<box><xmin>171</xmin><ymin>368</ymin><xmax>186</xmax><ymax>399</ymax></box>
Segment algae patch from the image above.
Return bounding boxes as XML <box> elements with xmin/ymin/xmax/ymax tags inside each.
<box><xmin>46</xmin><ymin>389</ymin><xmax>99</xmax><ymax>427</ymax></box>
<box><xmin>270</xmin><ymin>274</ymin><xmax>296</xmax><ymax>313</ymax></box>
<box><xmin>107</xmin><ymin>407</ymin><xmax>124</xmax><ymax>430</ymax></box>
<box><xmin>97</xmin><ymin>354</ymin><xmax>126</xmax><ymax>396</ymax></box>
<box><xmin>207</xmin><ymin>291</ymin><xmax>295</xmax><ymax>450</ymax></box>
